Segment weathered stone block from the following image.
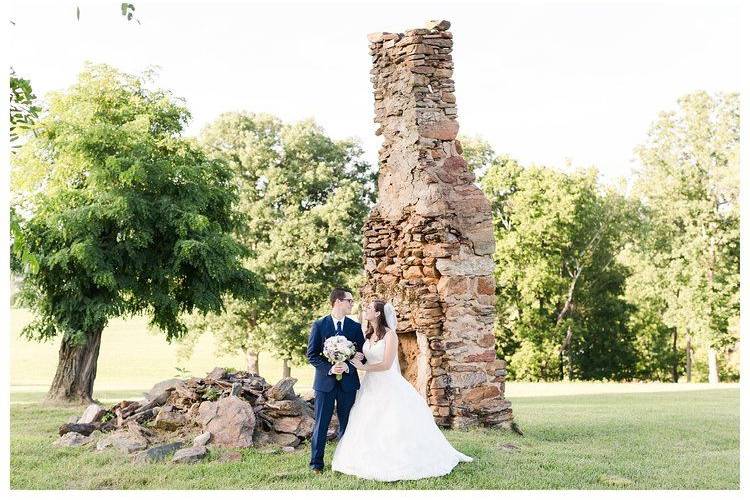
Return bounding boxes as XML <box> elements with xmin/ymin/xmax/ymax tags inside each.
<box><xmin>172</xmin><ymin>445</ymin><xmax>207</xmax><ymax>463</ymax></box>
<box><xmin>425</xmin><ymin>20</ymin><xmax>451</xmax><ymax>31</ymax></box>
<box><xmin>197</xmin><ymin>396</ymin><xmax>255</xmax><ymax>448</ymax></box>
<box><xmin>418</xmin><ymin>119</ymin><xmax>459</xmax><ymax>140</ymax></box>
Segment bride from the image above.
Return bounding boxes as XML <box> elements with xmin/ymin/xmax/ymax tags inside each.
<box><xmin>331</xmin><ymin>299</ymin><xmax>473</xmax><ymax>481</ymax></box>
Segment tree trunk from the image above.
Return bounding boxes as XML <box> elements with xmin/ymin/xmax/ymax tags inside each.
<box><xmin>566</xmin><ymin>325</ymin><xmax>574</xmax><ymax>381</ymax></box>
<box><xmin>44</xmin><ymin>325</ymin><xmax>105</xmax><ymax>405</ymax></box>
<box><xmin>686</xmin><ymin>334</ymin><xmax>692</xmax><ymax>383</ymax></box>
<box><xmin>707</xmin><ymin>347</ymin><xmax>719</xmax><ymax>384</ymax></box>
<box><xmin>706</xmin><ymin>170</ymin><xmax>721</xmax><ymax>385</ymax></box>
<box><xmin>246</xmin><ymin>349</ymin><xmax>259</xmax><ymax>375</ymax></box>
<box><xmin>559</xmin><ymin>324</ymin><xmax>574</xmax><ymax>381</ymax></box>
<box><xmin>706</xmin><ymin>232</ymin><xmax>720</xmax><ymax>385</ymax></box>
<box><xmin>671</xmin><ymin>327</ymin><xmax>679</xmax><ymax>383</ymax></box>
<box><xmin>567</xmin><ymin>351</ymin><xmax>574</xmax><ymax>381</ymax></box>
<box><xmin>282</xmin><ymin>359</ymin><xmax>291</xmax><ymax>378</ymax></box>
<box><xmin>555</xmin><ymin>264</ymin><xmax>580</xmax><ymax>383</ymax></box>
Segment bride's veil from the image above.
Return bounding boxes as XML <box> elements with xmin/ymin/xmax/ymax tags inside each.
<box><xmin>383</xmin><ymin>302</ymin><xmax>401</xmax><ymax>372</ymax></box>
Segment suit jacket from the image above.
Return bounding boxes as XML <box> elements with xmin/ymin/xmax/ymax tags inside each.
<box><xmin>306</xmin><ymin>314</ymin><xmax>366</xmax><ymax>393</ymax></box>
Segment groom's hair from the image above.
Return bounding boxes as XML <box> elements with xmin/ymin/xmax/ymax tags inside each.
<box><xmin>330</xmin><ymin>287</ymin><xmax>352</xmax><ymax>306</ymax></box>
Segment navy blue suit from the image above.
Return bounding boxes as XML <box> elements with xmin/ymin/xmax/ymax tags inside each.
<box><xmin>306</xmin><ymin>314</ymin><xmax>366</xmax><ymax>470</ymax></box>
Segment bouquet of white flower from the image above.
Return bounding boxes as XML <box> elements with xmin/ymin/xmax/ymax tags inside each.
<box><xmin>323</xmin><ymin>335</ymin><xmax>357</xmax><ymax>381</ymax></box>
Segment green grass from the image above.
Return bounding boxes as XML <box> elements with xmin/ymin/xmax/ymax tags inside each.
<box><xmin>10</xmin><ymin>309</ymin><xmax>740</xmax><ymax>489</ymax></box>
<box><xmin>11</xmin><ymin>308</ymin><xmax>315</xmax><ymax>393</ymax></box>
<box><xmin>10</xmin><ymin>388</ymin><xmax>739</xmax><ymax>489</ymax></box>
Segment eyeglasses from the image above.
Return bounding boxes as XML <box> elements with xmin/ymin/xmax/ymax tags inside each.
<box><xmin>340</xmin><ymin>298</ymin><xmax>354</xmax><ymax>304</ymax></box>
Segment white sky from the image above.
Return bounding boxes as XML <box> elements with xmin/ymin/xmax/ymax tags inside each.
<box><xmin>9</xmin><ymin>0</ymin><xmax>741</xmax><ymax>186</ymax></box>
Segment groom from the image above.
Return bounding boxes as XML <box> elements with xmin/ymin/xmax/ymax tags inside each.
<box><xmin>306</xmin><ymin>287</ymin><xmax>366</xmax><ymax>473</ymax></box>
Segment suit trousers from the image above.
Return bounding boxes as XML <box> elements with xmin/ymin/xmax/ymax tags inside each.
<box><xmin>309</xmin><ymin>383</ymin><xmax>357</xmax><ymax>469</ymax></box>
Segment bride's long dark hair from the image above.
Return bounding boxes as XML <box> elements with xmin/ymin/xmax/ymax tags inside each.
<box><xmin>365</xmin><ymin>300</ymin><xmax>389</xmax><ymax>342</ymax></box>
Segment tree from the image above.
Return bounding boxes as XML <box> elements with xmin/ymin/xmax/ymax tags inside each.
<box><xmin>618</xmin><ymin>201</ymin><xmax>688</xmax><ymax>382</ymax></box>
<box><xmin>629</xmin><ymin>91</ymin><xmax>739</xmax><ymax>383</ymax></box>
<box><xmin>11</xmin><ymin>64</ymin><xmax>261</xmax><ymax>404</ymax></box>
<box><xmin>9</xmin><ymin>2</ymin><xmax>142</xmax><ymax>289</ymax></box>
<box><xmin>177</xmin><ymin>113</ymin><xmax>374</xmax><ymax>376</ymax></box>
<box><xmin>481</xmin><ymin>158</ymin><xmax>638</xmax><ymax>380</ymax></box>
<box><xmin>621</xmin><ymin>244</ymin><xmax>683</xmax><ymax>382</ymax></box>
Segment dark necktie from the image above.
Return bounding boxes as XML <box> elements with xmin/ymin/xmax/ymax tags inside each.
<box><xmin>336</xmin><ymin>320</ymin><xmax>343</xmax><ymax>335</ymax></box>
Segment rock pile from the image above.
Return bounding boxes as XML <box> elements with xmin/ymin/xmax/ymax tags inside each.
<box><xmin>53</xmin><ymin>368</ymin><xmax>337</xmax><ymax>463</ymax></box>
<box><xmin>362</xmin><ymin>20</ymin><xmax>513</xmax><ymax>429</ymax></box>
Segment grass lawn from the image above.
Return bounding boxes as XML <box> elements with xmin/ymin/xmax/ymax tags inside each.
<box><xmin>9</xmin><ymin>309</ymin><xmax>740</xmax><ymax>489</ymax></box>
<box><xmin>10</xmin><ymin>308</ymin><xmax>316</xmax><ymax>394</ymax></box>
<box><xmin>9</xmin><ymin>387</ymin><xmax>739</xmax><ymax>489</ymax></box>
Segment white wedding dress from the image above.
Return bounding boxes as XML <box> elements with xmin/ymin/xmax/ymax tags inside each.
<box><xmin>331</xmin><ymin>328</ymin><xmax>473</xmax><ymax>481</ymax></box>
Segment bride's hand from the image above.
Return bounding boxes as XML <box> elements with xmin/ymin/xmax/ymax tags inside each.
<box><xmin>350</xmin><ymin>358</ymin><xmax>364</xmax><ymax>370</ymax></box>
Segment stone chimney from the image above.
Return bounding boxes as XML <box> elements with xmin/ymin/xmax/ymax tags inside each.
<box><xmin>361</xmin><ymin>20</ymin><xmax>513</xmax><ymax>429</ymax></box>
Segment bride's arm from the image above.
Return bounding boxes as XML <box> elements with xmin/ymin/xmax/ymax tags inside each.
<box><xmin>357</xmin><ymin>330</ymin><xmax>397</xmax><ymax>372</ymax></box>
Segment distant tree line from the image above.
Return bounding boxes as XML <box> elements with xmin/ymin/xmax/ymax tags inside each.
<box><xmin>463</xmin><ymin>91</ymin><xmax>739</xmax><ymax>382</ymax></box>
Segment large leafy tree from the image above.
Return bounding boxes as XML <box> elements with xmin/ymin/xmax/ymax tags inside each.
<box><xmin>11</xmin><ymin>64</ymin><xmax>261</xmax><ymax>404</ymax></box>
<box><xmin>628</xmin><ymin>91</ymin><xmax>739</xmax><ymax>382</ymax></box>
<box><xmin>178</xmin><ymin>112</ymin><xmax>374</xmax><ymax>376</ymax></box>
<box><xmin>481</xmin><ymin>158</ymin><xmax>638</xmax><ymax>380</ymax></box>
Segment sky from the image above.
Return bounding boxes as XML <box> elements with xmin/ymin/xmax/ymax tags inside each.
<box><xmin>8</xmin><ymin>0</ymin><xmax>742</xmax><ymax>186</ymax></box>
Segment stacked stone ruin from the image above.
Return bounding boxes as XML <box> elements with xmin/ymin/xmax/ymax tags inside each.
<box><xmin>361</xmin><ymin>20</ymin><xmax>513</xmax><ymax>429</ymax></box>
